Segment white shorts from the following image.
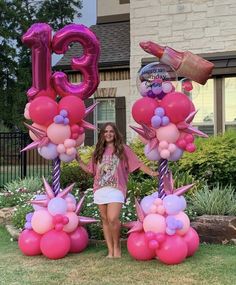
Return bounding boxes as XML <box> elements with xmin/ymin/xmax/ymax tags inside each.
<box><xmin>94</xmin><ymin>186</ymin><xmax>125</xmax><ymax>204</ymax></box>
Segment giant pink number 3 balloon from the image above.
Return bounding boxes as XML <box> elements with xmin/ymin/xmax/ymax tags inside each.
<box><xmin>22</xmin><ymin>23</ymin><xmax>100</xmax><ymax>101</ymax></box>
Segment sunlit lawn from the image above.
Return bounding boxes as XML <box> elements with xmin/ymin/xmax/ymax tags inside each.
<box><xmin>0</xmin><ymin>226</ymin><xmax>236</xmax><ymax>285</ymax></box>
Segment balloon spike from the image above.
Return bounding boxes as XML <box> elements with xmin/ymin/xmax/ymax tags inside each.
<box><xmin>80</xmin><ymin>120</ymin><xmax>96</xmax><ymax>130</ymax></box>
<box><xmin>75</xmin><ymin>195</ymin><xmax>86</xmax><ymax>214</ymax></box>
<box><xmin>21</xmin><ymin>140</ymin><xmax>41</xmax><ymax>152</ymax></box>
<box><xmin>43</xmin><ymin>177</ymin><xmax>55</xmax><ymax>199</ymax></box>
<box><xmin>78</xmin><ymin>216</ymin><xmax>99</xmax><ymax>225</ymax></box>
<box><xmin>85</xmin><ymin>102</ymin><xmax>99</xmax><ymax>117</ymax></box>
<box><xmin>135</xmin><ymin>198</ymin><xmax>145</xmax><ymax>222</ymax></box>
<box><xmin>57</xmin><ymin>183</ymin><xmax>75</xmax><ymax>198</ymax></box>
<box><xmin>30</xmin><ymin>199</ymin><xmax>48</xmax><ymax>207</ymax></box>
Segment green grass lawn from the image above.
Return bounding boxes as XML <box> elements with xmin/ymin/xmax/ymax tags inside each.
<box><xmin>0</xmin><ymin>226</ymin><xmax>236</xmax><ymax>285</ymax></box>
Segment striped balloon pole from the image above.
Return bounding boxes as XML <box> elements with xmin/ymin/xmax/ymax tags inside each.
<box><xmin>158</xmin><ymin>158</ymin><xmax>168</xmax><ymax>199</ymax></box>
<box><xmin>52</xmin><ymin>157</ymin><xmax>61</xmax><ymax>196</ymax></box>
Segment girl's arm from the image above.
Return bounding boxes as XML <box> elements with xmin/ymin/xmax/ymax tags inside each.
<box><xmin>75</xmin><ymin>153</ymin><xmax>94</xmax><ymax>175</ymax></box>
<box><xmin>139</xmin><ymin>163</ymin><xmax>158</xmax><ymax>177</ymax></box>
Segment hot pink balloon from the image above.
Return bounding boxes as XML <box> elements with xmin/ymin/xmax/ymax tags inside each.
<box><xmin>59</xmin><ymin>96</ymin><xmax>86</xmax><ymax>124</ymax></box>
<box><xmin>160</xmin><ymin>92</ymin><xmax>195</xmax><ymax>124</ymax></box>
<box><xmin>40</xmin><ymin>230</ymin><xmax>71</xmax><ymax>259</ymax></box>
<box><xmin>127</xmin><ymin>232</ymin><xmax>156</xmax><ymax>261</ymax></box>
<box><xmin>69</xmin><ymin>226</ymin><xmax>89</xmax><ymax>253</ymax></box>
<box><xmin>52</xmin><ymin>24</ymin><xmax>100</xmax><ymax>100</ymax></box>
<box><xmin>18</xmin><ymin>229</ymin><xmax>42</xmax><ymax>256</ymax></box>
<box><xmin>182</xmin><ymin>227</ymin><xmax>200</xmax><ymax>257</ymax></box>
<box><xmin>29</xmin><ymin>96</ymin><xmax>58</xmax><ymax>126</ymax></box>
<box><xmin>156</xmin><ymin>234</ymin><xmax>188</xmax><ymax>265</ymax></box>
<box><xmin>132</xmin><ymin>97</ymin><xmax>159</xmax><ymax>126</ymax></box>
<box><xmin>22</xmin><ymin>23</ymin><xmax>56</xmax><ymax>100</ymax></box>
<box><xmin>156</xmin><ymin>123</ymin><xmax>180</xmax><ymax>143</ymax></box>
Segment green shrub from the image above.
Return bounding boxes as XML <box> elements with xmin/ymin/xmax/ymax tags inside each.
<box><xmin>60</xmin><ymin>161</ymin><xmax>93</xmax><ymax>190</ymax></box>
<box><xmin>187</xmin><ymin>183</ymin><xmax>236</xmax><ymax>216</ymax></box>
<box><xmin>12</xmin><ymin>204</ymin><xmax>33</xmax><ymax>230</ymax></box>
<box><xmin>0</xmin><ymin>177</ymin><xmax>43</xmax><ymax>208</ymax></box>
<box><xmin>177</xmin><ymin>130</ymin><xmax>236</xmax><ymax>188</ymax></box>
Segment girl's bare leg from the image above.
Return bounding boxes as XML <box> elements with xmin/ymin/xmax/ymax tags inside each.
<box><xmin>98</xmin><ymin>204</ymin><xmax>114</xmax><ymax>257</ymax></box>
<box><xmin>107</xmin><ymin>203</ymin><xmax>123</xmax><ymax>258</ymax></box>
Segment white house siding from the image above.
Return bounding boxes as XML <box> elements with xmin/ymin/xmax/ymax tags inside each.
<box><xmin>128</xmin><ymin>0</ymin><xmax>236</xmax><ymax>140</ymax></box>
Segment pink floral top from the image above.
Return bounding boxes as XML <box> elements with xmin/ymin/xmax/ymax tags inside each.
<box><xmin>88</xmin><ymin>145</ymin><xmax>141</xmax><ymax>197</ymax></box>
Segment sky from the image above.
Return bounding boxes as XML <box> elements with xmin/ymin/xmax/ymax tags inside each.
<box><xmin>52</xmin><ymin>0</ymin><xmax>97</xmax><ymax>65</ymax></box>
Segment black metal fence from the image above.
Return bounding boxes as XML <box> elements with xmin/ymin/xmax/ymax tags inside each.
<box><xmin>0</xmin><ymin>132</ymin><xmax>51</xmax><ymax>187</ymax></box>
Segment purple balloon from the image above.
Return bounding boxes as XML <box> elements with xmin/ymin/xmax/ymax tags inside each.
<box><xmin>147</xmin><ymin>90</ymin><xmax>156</xmax><ymax>98</ymax></box>
<box><xmin>33</xmin><ymin>194</ymin><xmax>48</xmax><ymax>211</ymax></box>
<box><xmin>166</xmin><ymin>216</ymin><xmax>177</xmax><ymax>230</ymax></box>
<box><xmin>152</xmin><ymin>83</ymin><xmax>162</xmax><ymax>95</ymax></box>
<box><xmin>38</xmin><ymin>143</ymin><xmax>59</xmax><ymax>160</ymax></box>
<box><xmin>48</xmin><ymin>197</ymin><xmax>67</xmax><ymax>216</ymax></box>
<box><xmin>139</xmin><ymin>81</ymin><xmax>150</xmax><ymax>96</ymax></box>
<box><xmin>161</xmin><ymin>116</ymin><xmax>170</xmax><ymax>126</ymax></box>
<box><xmin>63</xmin><ymin>117</ymin><xmax>70</xmax><ymax>125</ymax></box>
<box><xmin>156</xmin><ymin>91</ymin><xmax>166</xmax><ymax>100</ymax></box>
<box><xmin>54</xmin><ymin>115</ymin><xmax>64</xmax><ymax>124</ymax></box>
<box><xmin>140</xmin><ymin>195</ymin><xmax>155</xmax><ymax>214</ymax></box>
<box><xmin>169</xmin><ymin>147</ymin><xmax>184</xmax><ymax>161</ymax></box>
<box><xmin>166</xmin><ymin>227</ymin><xmax>175</xmax><ymax>235</ymax></box>
<box><xmin>60</xmin><ymin>109</ymin><xmax>68</xmax><ymax>117</ymax></box>
<box><xmin>163</xmin><ymin>195</ymin><xmax>183</xmax><ymax>215</ymax></box>
<box><xmin>24</xmin><ymin>221</ymin><xmax>32</xmax><ymax>230</ymax></box>
<box><xmin>155</xmin><ymin>107</ymin><xmax>165</xmax><ymax>117</ymax></box>
<box><xmin>151</xmin><ymin>115</ymin><xmax>161</xmax><ymax>128</ymax></box>
<box><xmin>26</xmin><ymin>212</ymin><xmax>34</xmax><ymax>222</ymax></box>
<box><xmin>144</xmin><ymin>144</ymin><xmax>161</xmax><ymax>161</ymax></box>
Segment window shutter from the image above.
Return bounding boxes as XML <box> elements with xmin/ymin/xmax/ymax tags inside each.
<box><xmin>84</xmin><ymin>98</ymin><xmax>94</xmax><ymax>146</ymax></box>
<box><xmin>115</xmin><ymin>97</ymin><xmax>126</xmax><ymax>142</ymax></box>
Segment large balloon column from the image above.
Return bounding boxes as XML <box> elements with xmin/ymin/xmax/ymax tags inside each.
<box><xmin>125</xmin><ymin>42</ymin><xmax>213</xmax><ymax>264</ymax></box>
<box><xmin>18</xmin><ymin>23</ymin><xmax>100</xmax><ymax>259</ymax></box>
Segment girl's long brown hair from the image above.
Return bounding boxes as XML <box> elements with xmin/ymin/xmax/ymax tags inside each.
<box><xmin>93</xmin><ymin>122</ymin><xmax>126</xmax><ymax>164</ymax></box>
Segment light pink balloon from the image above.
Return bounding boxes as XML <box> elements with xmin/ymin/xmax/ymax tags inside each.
<box><xmin>158</xmin><ymin>140</ymin><xmax>169</xmax><ymax>149</ymax></box>
<box><xmin>31</xmin><ymin>209</ymin><xmax>54</xmax><ymax>234</ymax></box>
<box><xmin>66</xmin><ymin>147</ymin><xmax>77</xmax><ymax>156</ymax></box>
<box><xmin>168</xmin><ymin>143</ymin><xmax>177</xmax><ymax>153</ymax></box>
<box><xmin>64</xmin><ymin>139</ymin><xmax>76</xmax><ymax>148</ymax></box>
<box><xmin>57</xmin><ymin>144</ymin><xmax>66</xmax><ymax>154</ymax></box>
<box><xmin>156</xmin><ymin>123</ymin><xmax>180</xmax><ymax>143</ymax></box>
<box><xmin>175</xmin><ymin>212</ymin><xmax>190</xmax><ymax>236</ymax></box>
<box><xmin>160</xmin><ymin>149</ymin><xmax>170</xmax><ymax>159</ymax></box>
<box><xmin>63</xmin><ymin>212</ymin><xmax>79</xmax><ymax>233</ymax></box>
<box><xmin>47</xmin><ymin>123</ymin><xmax>71</xmax><ymax>144</ymax></box>
<box><xmin>143</xmin><ymin>214</ymin><xmax>166</xmax><ymax>234</ymax></box>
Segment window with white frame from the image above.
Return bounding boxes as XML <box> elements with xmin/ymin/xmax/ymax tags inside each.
<box><xmin>94</xmin><ymin>98</ymin><xmax>116</xmax><ymax>142</ymax></box>
<box><xmin>224</xmin><ymin>77</ymin><xmax>236</xmax><ymax>131</ymax></box>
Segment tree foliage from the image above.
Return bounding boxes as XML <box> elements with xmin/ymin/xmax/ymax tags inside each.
<box><xmin>0</xmin><ymin>0</ymin><xmax>83</xmax><ymax>130</ymax></box>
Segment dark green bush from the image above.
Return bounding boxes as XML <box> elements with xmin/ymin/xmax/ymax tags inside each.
<box><xmin>176</xmin><ymin>130</ymin><xmax>236</xmax><ymax>188</ymax></box>
<box><xmin>60</xmin><ymin>161</ymin><xmax>93</xmax><ymax>191</ymax></box>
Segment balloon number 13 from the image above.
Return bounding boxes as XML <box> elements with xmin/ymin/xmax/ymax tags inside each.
<box><xmin>22</xmin><ymin>23</ymin><xmax>100</xmax><ymax>101</ymax></box>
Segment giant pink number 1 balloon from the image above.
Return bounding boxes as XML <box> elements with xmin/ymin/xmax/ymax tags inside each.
<box><xmin>22</xmin><ymin>23</ymin><xmax>56</xmax><ymax>100</ymax></box>
<box><xmin>22</xmin><ymin>23</ymin><xmax>100</xmax><ymax>100</ymax></box>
